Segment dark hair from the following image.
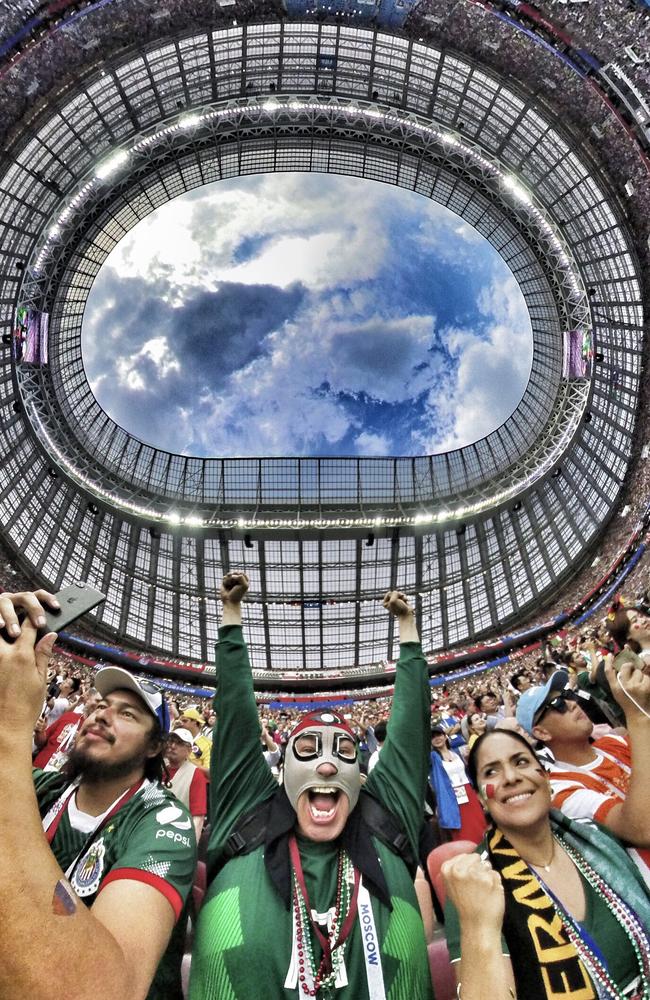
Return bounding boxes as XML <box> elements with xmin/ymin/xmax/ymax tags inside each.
<box><xmin>606</xmin><ymin>609</ymin><xmax>631</xmax><ymax>649</ymax></box>
<box><xmin>474</xmin><ymin>692</ymin><xmax>497</xmax><ymax>711</ymax></box>
<box><xmin>144</xmin><ymin>716</ymin><xmax>166</xmax><ymax>783</ymax></box>
<box><xmin>466</xmin><ymin>729</ymin><xmax>542</xmax><ymax>790</ymax></box>
<box><xmin>510</xmin><ymin>671</ymin><xmax>527</xmax><ymax>691</ymax></box>
<box><xmin>70</xmin><ymin>677</ymin><xmax>82</xmax><ymax>694</ymax></box>
<box><xmin>374</xmin><ymin>721</ymin><xmax>388</xmax><ymax>743</ymax></box>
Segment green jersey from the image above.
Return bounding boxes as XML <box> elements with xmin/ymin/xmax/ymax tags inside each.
<box><xmin>444</xmin><ymin>843</ymin><xmax>640</xmax><ymax>993</ymax></box>
<box><xmin>190</xmin><ymin>625</ymin><xmax>434</xmax><ymax>1000</ymax></box>
<box><xmin>34</xmin><ymin>770</ymin><xmax>197</xmax><ymax>999</ymax></box>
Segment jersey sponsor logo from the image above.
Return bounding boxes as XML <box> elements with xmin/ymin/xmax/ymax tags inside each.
<box><xmin>155</xmin><ymin>828</ymin><xmax>192</xmax><ymax>848</ymax></box>
<box><xmin>155</xmin><ymin>804</ymin><xmax>192</xmax><ymax>831</ymax></box>
<box><xmin>71</xmin><ymin>837</ymin><xmax>106</xmax><ymax>897</ymax></box>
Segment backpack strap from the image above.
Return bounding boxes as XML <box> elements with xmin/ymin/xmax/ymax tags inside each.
<box><xmin>223</xmin><ymin>798</ymin><xmax>273</xmax><ymax>860</ymax></box>
<box><xmin>220</xmin><ymin>791</ymin><xmax>416</xmax><ymax>876</ymax></box>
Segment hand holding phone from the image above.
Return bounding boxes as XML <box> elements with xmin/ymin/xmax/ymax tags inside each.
<box><xmin>0</xmin><ymin>584</ymin><xmax>105</xmax><ymax>643</ymax></box>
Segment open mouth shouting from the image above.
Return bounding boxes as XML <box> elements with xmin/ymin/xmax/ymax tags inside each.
<box><xmin>307</xmin><ymin>786</ymin><xmax>342</xmax><ymax>823</ymax></box>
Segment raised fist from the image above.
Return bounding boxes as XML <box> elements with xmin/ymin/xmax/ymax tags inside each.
<box><xmin>220</xmin><ymin>572</ymin><xmax>249</xmax><ymax>605</ymax></box>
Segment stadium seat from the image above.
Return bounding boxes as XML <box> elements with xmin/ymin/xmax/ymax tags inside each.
<box><xmin>414</xmin><ymin>866</ymin><xmax>436</xmax><ymax>943</ymax></box>
<box><xmin>428</xmin><ymin>935</ymin><xmax>457</xmax><ymax>1000</ymax></box>
<box><xmin>426</xmin><ymin>840</ymin><xmax>477</xmax><ymax>909</ymax></box>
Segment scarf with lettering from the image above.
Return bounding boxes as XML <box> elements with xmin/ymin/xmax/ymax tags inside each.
<box><xmin>484</xmin><ymin>810</ymin><xmax>650</xmax><ymax>999</ymax></box>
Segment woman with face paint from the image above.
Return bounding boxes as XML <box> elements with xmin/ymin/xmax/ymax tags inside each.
<box><xmin>441</xmin><ymin>730</ymin><xmax>650</xmax><ymax>1000</ymax></box>
<box><xmin>190</xmin><ymin>573</ymin><xmax>434</xmax><ymax>1000</ymax></box>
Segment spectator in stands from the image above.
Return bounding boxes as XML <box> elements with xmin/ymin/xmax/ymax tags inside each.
<box><xmin>517</xmin><ymin>661</ymin><xmax>650</xmax><ymax>882</ymax></box>
<box><xmin>260</xmin><ymin>720</ymin><xmax>282</xmax><ymax>774</ymax></box>
<box><xmin>189</xmin><ymin>572</ymin><xmax>433</xmax><ymax>999</ymax></box>
<box><xmin>430</xmin><ymin>727</ymin><xmax>486</xmax><ymax>843</ymax></box>
<box><xmin>441</xmin><ymin>729</ymin><xmax>650</xmax><ymax>999</ymax></box>
<box><xmin>366</xmin><ymin>718</ymin><xmax>387</xmax><ymax>772</ymax></box>
<box><xmin>510</xmin><ymin>670</ymin><xmax>532</xmax><ymax>694</ymax></box>
<box><xmin>0</xmin><ymin>590</ymin><xmax>197</xmax><ymax>1000</ymax></box>
<box><xmin>174</xmin><ymin>708</ymin><xmax>211</xmax><ymax>772</ymax></box>
<box><xmin>33</xmin><ymin>686</ymin><xmax>102</xmax><ymax>772</ymax></box>
<box><xmin>164</xmin><ymin>727</ymin><xmax>208</xmax><ymax>840</ymax></box>
<box><xmin>45</xmin><ymin>673</ymin><xmax>82</xmax><ymax>726</ymax></box>
<box><xmin>460</xmin><ymin>711</ymin><xmax>488</xmax><ymax>749</ymax></box>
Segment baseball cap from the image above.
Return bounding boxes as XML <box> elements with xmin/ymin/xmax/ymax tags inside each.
<box><xmin>94</xmin><ymin>667</ymin><xmax>170</xmax><ymax>734</ymax></box>
<box><xmin>178</xmin><ymin>708</ymin><xmax>204</xmax><ymax>724</ymax></box>
<box><xmin>516</xmin><ymin>670</ymin><xmax>570</xmax><ymax>735</ymax></box>
<box><xmin>167</xmin><ymin>727</ymin><xmax>194</xmax><ymax>745</ymax></box>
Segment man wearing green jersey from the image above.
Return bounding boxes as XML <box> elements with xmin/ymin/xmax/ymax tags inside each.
<box><xmin>190</xmin><ymin>572</ymin><xmax>434</xmax><ymax>1000</ymax></box>
<box><xmin>0</xmin><ymin>590</ymin><xmax>196</xmax><ymax>1000</ymax></box>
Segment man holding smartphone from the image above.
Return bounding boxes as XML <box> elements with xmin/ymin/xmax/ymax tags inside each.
<box><xmin>0</xmin><ymin>590</ymin><xmax>197</xmax><ymax>1000</ymax></box>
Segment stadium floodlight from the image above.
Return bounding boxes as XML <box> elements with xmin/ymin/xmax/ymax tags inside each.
<box><xmin>178</xmin><ymin>113</ymin><xmax>201</xmax><ymax>129</ymax></box>
<box><xmin>95</xmin><ymin>150</ymin><xmax>129</xmax><ymax>180</ymax></box>
<box><xmin>503</xmin><ymin>174</ymin><xmax>532</xmax><ymax>205</ymax></box>
<box><xmin>166</xmin><ymin>512</ymin><xmax>182</xmax><ymax>525</ymax></box>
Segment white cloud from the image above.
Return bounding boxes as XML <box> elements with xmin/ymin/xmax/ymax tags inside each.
<box><xmin>354</xmin><ymin>431</ymin><xmax>390</xmax><ymax>455</ymax></box>
<box><xmin>414</xmin><ymin>273</ymin><xmax>532</xmax><ymax>452</ymax></box>
<box><xmin>115</xmin><ymin>336</ymin><xmax>180</xmax><ymax>390</ymax></box>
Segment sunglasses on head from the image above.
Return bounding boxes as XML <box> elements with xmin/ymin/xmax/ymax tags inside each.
<box><xmin>533</xmin><ymin>689</ymin><xmax>578</xmax><ymax>726</ymax></box>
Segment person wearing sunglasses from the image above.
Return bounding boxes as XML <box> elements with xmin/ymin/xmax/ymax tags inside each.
<box><xmin>516</xmin><ymin>663</ymin><xmax>650</xmax><ymax>885</ymax></box>
<box><xmin>0</xmin><ymin>590</ymin><xmax>197</xmax><ymax>1000</ymax></box>
<box><xmin>189</xmin><ymin>572</ymin><xmax>434</xmax><ymax>1000</ymax></box>
<box><xmin>441</xmin><ymin>729</ymin><xmax>650</xmax><ymax>1000</ymax></box>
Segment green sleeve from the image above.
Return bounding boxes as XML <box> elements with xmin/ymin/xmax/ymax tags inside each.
<box><xmin>112</xmin><ymin>796</ymin><xmax>197</xmax><ymax>917</ymax></box>
<box><xmin>443</xmin><ymin>896</ymin><xmax>462</xmax><ymax>962</ymax></box>
<box><xmin>363</xmin><ymin>640</ymin><xmax>431</xmax><ymax>859</ymax></box>
<box><xmin>206</xmin><ymin>624</ymin><xmax>278</xmax><ymax>868</ymax></box>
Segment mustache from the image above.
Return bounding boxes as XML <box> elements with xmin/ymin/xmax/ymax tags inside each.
<box><xmin>81</xmin><ymin>723</ymin><xmax>116</xmax><ymax>744</ymax></box>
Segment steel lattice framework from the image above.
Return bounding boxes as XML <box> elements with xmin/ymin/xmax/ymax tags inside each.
<box><xmin>0</xmin><ymin>19</ymin><xmax>644</xmax><ymax>672</ymax></box>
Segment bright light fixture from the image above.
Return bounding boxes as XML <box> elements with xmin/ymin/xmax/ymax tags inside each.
<box><xmin>95</xmin><ymin>150</ymin><xmax>129</xmax><ymax>180</ymax></box>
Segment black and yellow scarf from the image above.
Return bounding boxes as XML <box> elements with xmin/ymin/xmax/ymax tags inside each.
<box><xmin>485</xmin><ymin>812</ymin><xmax>650</xmax><ymax>999</ymax></box>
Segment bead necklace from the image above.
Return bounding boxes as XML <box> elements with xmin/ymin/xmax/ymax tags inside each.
<box><xmin>543</xmin><ymin>841</ymin><xmax>650</xmax><ymax>1000</ymax></box>
<box><xmin>290</xmin><ymin>838</ymin><xmax>359</xmax><ymax>999</ymax></box>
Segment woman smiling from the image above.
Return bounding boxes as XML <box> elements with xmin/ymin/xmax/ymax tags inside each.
<box><xmin>441</xmin><ymin>730</ymin><xmax>650</xmax><ymax>1000</ymax></box>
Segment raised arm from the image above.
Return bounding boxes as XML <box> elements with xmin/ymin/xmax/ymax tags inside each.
<box><xmin>442</xmin><ymin>853</ymin><xmax>515</xmax><ymax>999</ymax></box>
<box><xmin>0</xmin><ymin>592</ymin><xmax>178</xmax><ymax>1000</ymax></box>
<box><xmin>600</xmin><ymin>658</ymin><xmax>650</xmax><ymax>847</ymax></box>
<box><xmin>364</xmin><ymin>591</ymin><xmax>431</xmax><ymax>856</ymax></box>
<box><xmin>206</xmin><ymin>573</ymin><xmax>278</xmax><ymax>868</ymax></box>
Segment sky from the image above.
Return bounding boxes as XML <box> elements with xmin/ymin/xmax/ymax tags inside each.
<box><xmin>81</xmin><ymin>172</ymin><xmax>533</xmax><ymax>458</ymax></box>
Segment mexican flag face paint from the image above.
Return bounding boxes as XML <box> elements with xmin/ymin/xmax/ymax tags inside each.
<box><xmin>480</xmin><ymin>783</ymin><xmax>496</xmax><ymax>801</ymax></box>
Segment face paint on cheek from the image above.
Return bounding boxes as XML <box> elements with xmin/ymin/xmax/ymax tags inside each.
<box><xmin>480</xmin><ymin>783</ymin><xmax>496</xmax><ymax>801</ymax></box>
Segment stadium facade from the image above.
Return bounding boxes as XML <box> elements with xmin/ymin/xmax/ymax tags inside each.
<box><xmin>0</xmin><ymin>0</ymin><xmax>648</xmax><ymax>678</ymax></box>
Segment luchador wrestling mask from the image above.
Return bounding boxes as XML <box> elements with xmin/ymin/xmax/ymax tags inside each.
<box><xmin>283</xmin><ymin>711</ymin><xmax>361</xmax><ymax>815</ymax></box>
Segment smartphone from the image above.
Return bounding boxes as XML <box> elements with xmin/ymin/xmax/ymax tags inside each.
<box><xmin>612</xmin><ymin>648</ymin><xmax>644</xmax><ymax>672</ymax></box>
<box><xmin>0</xmin><ymin>583</ymin><xmax>106</xmax><ymax>642</ymax></box>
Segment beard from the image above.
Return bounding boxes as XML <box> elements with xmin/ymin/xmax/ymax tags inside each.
<box><xmin>63</xmin><ymin>743</ymin><xmax>149</xmax><ymax>784</ymax></box>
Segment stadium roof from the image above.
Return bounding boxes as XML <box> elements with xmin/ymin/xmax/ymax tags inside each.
<box><xmin>0</xmin><ymin>1</ymin><xmax>648</xmax><ymax>675</ymax></box>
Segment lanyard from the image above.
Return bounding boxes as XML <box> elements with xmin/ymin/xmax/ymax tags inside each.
<box><xmin>42</xmin><ymin>778</ymin><xmax>147</xmax><ymax>880</ymax></box>
<box><xmin>289</xmin><ymin>834</ymin><xmax>360</xmax><ymax>976</ymax></box>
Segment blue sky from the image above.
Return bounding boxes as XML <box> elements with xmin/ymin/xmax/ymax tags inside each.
<box><xmin>82</xmin><ymin>173</ymin><xmax>532</xmax><ymax>457</ymax></box>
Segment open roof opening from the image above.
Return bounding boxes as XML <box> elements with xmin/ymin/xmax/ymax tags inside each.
<box><xmin>82</xmin><ymin>172</ymin><xmax>532</xmax><ymax>458</ymax></box>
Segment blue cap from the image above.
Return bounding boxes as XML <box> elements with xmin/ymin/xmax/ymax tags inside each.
<box><xmin>516</xmin><ymin>670</ymin><xmax>569</xmax><ymax>735</ymax></box>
